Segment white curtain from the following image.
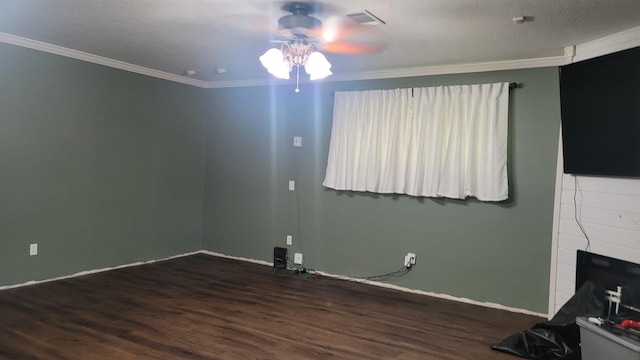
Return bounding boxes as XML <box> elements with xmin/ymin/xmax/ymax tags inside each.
<box><xmin>323</xmin><ymin>82</ymin><xmax>509</xmax><ymax>201</ymax></box>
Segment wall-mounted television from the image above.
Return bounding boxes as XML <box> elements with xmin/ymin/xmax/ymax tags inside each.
<box><xmin>559</xmin><ymin>46</ymin><xmax>640</xmax><ymax>177</ymax></box>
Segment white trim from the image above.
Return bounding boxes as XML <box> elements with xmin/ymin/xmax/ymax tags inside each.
<box><xmin>206</xmin><ymin>53</ymin><xmax>573</xmax><ymax>89</ymax></box>
<box><xmin>313</xmin><ymin>270</ymin><xmax>546</xmax><ymax>318</ymax></box>
<box><xmin>204</xmin><ymin>78</ymin><xmax>272</xmax><ymax>89</ymax></box>
<box><xmin>1</xmin><ymin>30</ymin><xmax>572</xmax><ymax>90</ymax></box>
<box><xmin>0</xmin><ymin>32</ymin><xmax>209</xmax><ymax>88</ymax></box>
<box><xmin>4</xmin><ymin>25</ymin><xmax>638</xmax><ymax>89</ymax></box>
<box><xmin>1</xmin><ymin>249</ymin><xmax>546</xmax><ymax>317</ymax></box>
<box><xmin>202</xmin><ymin>251</ymin><xmax>547</xmax><ymax>318</ymax></box>
<box><xmin>200</xmin><ymin>250</ymin><xmax>273</xmax><ymax>267</ymax></box>
<box><xmin>326</xmin><ymin>53</ymin><xmax>572</xmax><ymax>83</ymax></box>
<box><xmin>0</xmin><ymin>250</ymin><xmax>203</xmax><ymax>291</ymax></box>
<box><xmin>548</xmin><ymin>129</ymin><xmax>565</xmax><ymax>319</ymax></box>
<box><xmin>572</xmin><ymin>26</ymin><xmax>640</xmax><ymax>63</ymax></box>
<box><xmin>3</xmin><ymin>27</ymin><xmax>640</xmax><ymax>89</ymax></box>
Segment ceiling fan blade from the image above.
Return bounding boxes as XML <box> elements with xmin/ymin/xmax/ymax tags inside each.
<box><xmin>240</xmin><ymin>1</ymin><xmax>387</xmax><ymax>56</ymax></box>
<box><xmin>320</xmin><ymin>40</ymin><xmax>386</xmax><ymax>55</ymax></box>
<box><xmin>318</xmin><ymin>16</ymin><xmax>386</xmax><ymax>54</ymax></box>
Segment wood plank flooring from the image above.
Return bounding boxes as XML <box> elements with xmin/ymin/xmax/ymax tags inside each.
<box><xmin>0</xmin><ymin>254</ymin><xmax>541</xmax><ymax>359</ymax></box>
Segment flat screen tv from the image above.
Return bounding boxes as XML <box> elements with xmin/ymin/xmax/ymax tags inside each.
<box><xmin>559</xmin><ymin>46</ymin><xmax>640</xmax><ymax>177</ymax></box>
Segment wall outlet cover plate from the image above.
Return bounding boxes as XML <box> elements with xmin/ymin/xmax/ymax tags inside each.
<box><xmin>29</xmin><ymin>243</ymin><xmax>38</xmax><ymax>256</ymax></box>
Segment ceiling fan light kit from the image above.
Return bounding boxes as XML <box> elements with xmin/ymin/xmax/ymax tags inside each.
<box><xmin>259</xmin><ymin>39</ymin><xmax>332</xmax><ymax>81</ymax></box>
<box><xmin>258</xmin><ymin>1</ymin><xmax>385</xmax><ymax>91</ymax></box>
<box><xmin>259</xmin><ymin>2</ymin><xmax>334</xmax><ymax>91</ymax></box>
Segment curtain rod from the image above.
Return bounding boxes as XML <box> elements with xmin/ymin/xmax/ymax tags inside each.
<box><xmin>332</xmin><ymin>82</ymin><xmax>523</xmax><ymax>97</ymax></box>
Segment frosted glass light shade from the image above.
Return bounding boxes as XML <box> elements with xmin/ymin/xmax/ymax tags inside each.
<box><xmin>305</xmin><ymin>52</ymin><xmax>332</xmax><ymax>80</ymax></box>
<box><xmin>259</xmin><ymin>48</ymin><xmax>290</xmax><ymax>79</ymax></box>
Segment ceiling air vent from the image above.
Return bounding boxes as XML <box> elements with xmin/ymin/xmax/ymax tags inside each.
<box><xmin>347</xmin><ymin>10</ymin><xmax>386</xmax><ymax>25</ymax></box>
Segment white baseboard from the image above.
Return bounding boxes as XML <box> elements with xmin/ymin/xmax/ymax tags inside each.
<box><xmin>201</xmin><ymin>250</ymin><xmax>547</xmax><ymax>318</ymax></box>
<box><xmin>1</xmin><ymin>249</ymin><xmax>547</xmax><ymax>318</ymax></box>
<box><xmin>0</xmin><ymin>250</ymin><xmax>203</xmax><ymax>291</ymax></box>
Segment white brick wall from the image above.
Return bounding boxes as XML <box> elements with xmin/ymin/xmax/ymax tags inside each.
<box><xmin>552</xmin><ymin>174</ymin><xmax>640</xmax><ymax>314</ymax></box>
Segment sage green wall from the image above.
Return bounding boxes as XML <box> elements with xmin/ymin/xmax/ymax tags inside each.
<box><xmin>203</xmin><ymin>68</ymin><xmax>561</xmax><ymax>313</ymax></box>
<box><xmin>0</xmin><ymin>43</ymin><xmax>207</xmax><ymax>286</ymax></box>
<box><xmin>0</xmin><ymin>39</ymin><xmax>560</xmax><ymax>313</ymax></box>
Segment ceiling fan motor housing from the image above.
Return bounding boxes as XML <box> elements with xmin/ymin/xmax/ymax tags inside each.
<box><xmin>278</xmin><ymin>13</ymin><xmax>322</xmax><ymax>32</ymax></box>
<box><xmin>278</xmin><ymin>2</ymin><xmax>323</xmax><ymax>34</ymax></box>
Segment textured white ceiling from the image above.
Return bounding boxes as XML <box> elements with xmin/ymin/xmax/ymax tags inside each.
<box><xmin>0</xmin><ymin>0</ymin><xmax>639</xmax><ymax>84</ymax></box>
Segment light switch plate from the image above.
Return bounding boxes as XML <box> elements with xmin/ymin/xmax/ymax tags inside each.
<box><xmin>293</xmin><ymin>136</ymin><xmax>302</xmax><ymax>147</ymax></box>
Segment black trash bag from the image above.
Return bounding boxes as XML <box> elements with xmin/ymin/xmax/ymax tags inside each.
<box><xmin>491</xmin><ymin>281</ymin><xmax>606</xmax><ymax>360</ymax></box>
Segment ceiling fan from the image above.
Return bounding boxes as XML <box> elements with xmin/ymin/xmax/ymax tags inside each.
<box><xmin>258</xmin><ymin>1</ymin><xmax>386</xmax><ymax>91</ymax></box>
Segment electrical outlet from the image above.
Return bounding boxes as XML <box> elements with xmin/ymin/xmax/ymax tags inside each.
<box><xmin>293</xmin><ymin>136</ymin><xmax>303</xmax><ymax>147</ymax></box>
<box><xmin>404</xmin><ymin>252</ymin><xmax>416</xmax><ymax>267</ymax></box>
<box><xmin>286</xmin><ymin>235</ymin><xmax>293</xmax><ymax>245</ymax></box>
<box><xmin>29</xmin><ymin>243</ymin><xmax>38</xmax><ymax>256</ymax></box>
<box><xmin>294</xmin><ymin>253</ymin><xmax>303</xmax><ymax>265</ymax></box>
<box><xmin>288</xmin><ymin>180</ymin><xmax>295</xmax><ymax>191</ymax></box>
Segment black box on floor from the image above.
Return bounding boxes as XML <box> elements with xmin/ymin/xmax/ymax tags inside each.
<box><xmin>273</xmin><ymin>247</ymin><xmax>287</xmax><ymax>269</ymax></box>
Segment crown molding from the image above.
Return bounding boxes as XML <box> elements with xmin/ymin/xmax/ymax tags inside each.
<box><xmin>3</xmin><ymin>26</ymin><xmax>639</xmax><ymax>89</ymax></box>
<box><xmin>572</xmin><ymin>25</ymin><xmax>640</xmax><ymax>63</ymax></box>
<box><xmin>327</xmin><ymin>53</ymin><xmax>572</xmax><ymax>83</ymax></box>
<box><xmin>0</xmin><ymin>32</ymin><xmax>209</xmax><ymax>88</ymax></box>
<box><xmin>205</xmin><ymin>53</ymin><xmax>573</xmax><ymax>89</ymax></box>
<box><xmin>204</xmin><ymin>78</ymin><xmax>273</xmax><ymax>89</ymax></box>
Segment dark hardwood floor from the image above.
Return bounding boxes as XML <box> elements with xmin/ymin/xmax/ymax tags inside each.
<box><xmin>0</xmin><ymin>254</ymin><xmax>541</xmax><ymax>359</ymax></box>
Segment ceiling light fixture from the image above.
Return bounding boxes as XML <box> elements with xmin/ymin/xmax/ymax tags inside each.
<box><xmin>259</xmin><ymin>38</ymin><xmax>332</xmax><ymax>92</ymax></box>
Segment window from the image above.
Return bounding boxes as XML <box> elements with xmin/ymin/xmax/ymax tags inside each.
<box><xmin>323</xmin><ymin>82</ymin><xmax>510</xmax><ymax>201</ymax></box>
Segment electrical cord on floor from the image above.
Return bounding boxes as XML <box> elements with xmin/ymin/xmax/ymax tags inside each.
<box><xmin>292</xmin><ymin>263</ymin><xmax>314</xmax><ymax>279</ymax></box>
<box><xmin>272</xmin><ymin>263</ymin><xmax>289</xmax><ymax>277</ymax></box>
<box><xmin>273</xmin><ymin>258</ymin><xmax>412</xmax><ymax>282</ymax></box>
<box><xmin>358</xmin><ymin>266</ymin><xmax>411</xmax><ymax>282</ymax></box>
<box><xmin>271</xmin><ymin>261</ymin><xmax>316</xmax><ymax>279</ymax></box>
